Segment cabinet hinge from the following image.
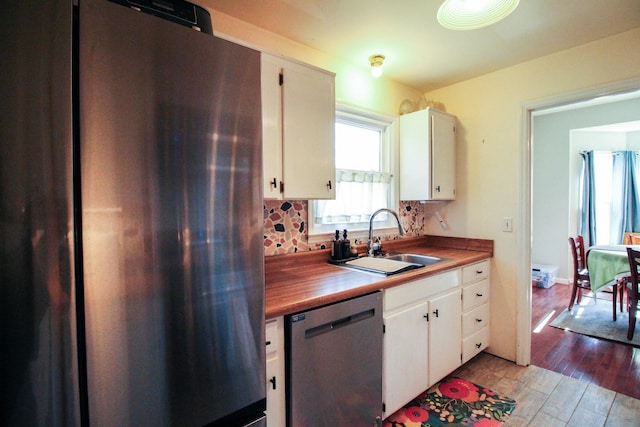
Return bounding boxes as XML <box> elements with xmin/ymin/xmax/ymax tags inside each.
<box><xmin>279</xmin><ymin>72</ymin><xmax>284</xmax><ymax>86</ymax></box>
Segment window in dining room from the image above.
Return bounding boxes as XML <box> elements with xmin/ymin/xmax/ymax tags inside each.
<box><xmin>579</xmin><ymin>150</ymin><xmax>640</xmax><ymax>245</ymax></box>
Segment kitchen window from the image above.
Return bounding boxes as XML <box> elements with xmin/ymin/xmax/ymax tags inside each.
<box><xmin>309</xmin><ymin>105</ymin><xmax>398</xmax><ymax>242</ymax></box>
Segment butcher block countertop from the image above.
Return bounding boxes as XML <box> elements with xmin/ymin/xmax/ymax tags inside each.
<box><xmin>265</xmin><ymin>235</ymin><xmax>493</xmax><ymax>319</ymax></box>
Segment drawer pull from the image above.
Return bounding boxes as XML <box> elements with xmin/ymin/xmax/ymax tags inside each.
<box><xmin>265</xmin><ymin>340</ymin><xmax>272</xmax><ymax>346</ymax></box>
<box><xmin>476</xmin><ymin>293</ymin><xmax>483</xmax><ymax>297</ymax></box>
<box><xmin>269</xmin><ymin>376</ymin><xmax>277</xmax><ymax>390</ymax></box>
<box><xmin>475</xmin><ymin>318</ymin><xmax>483</xmax><ymax>323</ymax></box>
<box><xmin>270</xmin><ymin>177</ymin><xmax>277</xmax><ymax>189</ymax></box>
<box><xmin>423</xmin><ymin>313</ymin><xmax>429</xmax><ymax>321</ymax></box>
<box><xmin>433</xmin><ymin>309</ymin><xmax>439</xmax><ymax>318</ymax></box>
<box><xmin>476</xmin><ymin>270</ymin><xmax>483</xmax><ymax>274</ymax></box>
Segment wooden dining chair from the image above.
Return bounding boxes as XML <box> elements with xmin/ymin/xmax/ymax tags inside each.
<box><xmin>568</xmin><ymin>235</ymin><xmax>624</xmax><ymax>319</ymax></box>
<box><xmin>568</xmin><ymin>236</ymin><xmax>591</xmax><ymax>310</ymax></box>
<box><xmin>625</xmin><ymin>247</ymin><xmax>640</xmax><ymax>340</ymax></box>
<box><xmin>622</xmin><ymin>232</ymin><xmax>640</xmax><ymax>245</ymax></box>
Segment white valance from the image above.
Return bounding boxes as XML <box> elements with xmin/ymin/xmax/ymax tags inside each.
<box><xmin>315</xmin><ymin>169</ymin><xmax>392</xmax><ymax>225</ymax></box>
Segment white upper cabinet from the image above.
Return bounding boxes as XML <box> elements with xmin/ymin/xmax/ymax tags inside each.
<box><xmin>261</xmin><ymin>53</ymin><xmax>336</xmax><ymax>200</ymax></box>
<box><xmin>399</xmin><ymin>107</ymin><xmax>456</xmax><ymax>200</ymax></box>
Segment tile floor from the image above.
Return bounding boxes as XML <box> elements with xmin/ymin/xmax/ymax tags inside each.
<box><xmin>454</xmin><ymin>352</ymin><xmax>640</xmax><ymax>427</ymax></box>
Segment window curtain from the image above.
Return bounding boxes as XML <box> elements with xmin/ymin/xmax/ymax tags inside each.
<box><xmin>580</xmin><ymin>150</ymin><xmax>640</xmax><ymax>246</ymax></box>
<box><xmin>578</xmin><ymin>151</ymin><xmax>596</xmax><ymax>246</ymax></box>
<box><xmin>610</xmin><ymin>151</ymin><xmax>640</xmax><ymax>244</ymax></box>
<box><xmin>314</xmin><ymin>169</ymin><xmax>392</xmax><ymax>224</ymax></box>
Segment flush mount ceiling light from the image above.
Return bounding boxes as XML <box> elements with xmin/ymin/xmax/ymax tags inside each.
<box><xmin>437</xmin><ymin>0</ymin><xmax>519</xmax><ymax>30</ymax></box>
<box><xmin>369</xmin><ymin>54</ymin><xmax>385</xmax><ymax>78</ymax></box>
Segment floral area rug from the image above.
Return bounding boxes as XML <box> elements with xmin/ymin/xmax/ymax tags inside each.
<box><xmin>383</xmin><ymin>377</ymin><xmax>517</xmax><ymax>427</ymax></box>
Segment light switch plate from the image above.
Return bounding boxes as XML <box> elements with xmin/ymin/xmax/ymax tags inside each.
<box><xmin>502</xmin><ymin>217</ymin><xmax>513</xmax><ymax>232</ymax></box>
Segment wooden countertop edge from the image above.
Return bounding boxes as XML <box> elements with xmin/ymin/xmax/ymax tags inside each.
<box><xmin>265</xmin><ymin>235</ymin><xmax>493</xmax><ymax>319</ymax></box>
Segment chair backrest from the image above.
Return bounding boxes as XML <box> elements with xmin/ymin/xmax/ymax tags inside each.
<box><xmin>568</xmin><ymin>236</ymin><xmax>587</xmax><ymax>274</ymax></box>
<box><xmin>626</xmin><ymin>247</ymin><xmax>640</xmax><ymax>298</ymax></box>
<box><xmin>623</xmin><ymin>232</ymin><xmax>640</xmax><ymax>245</ymax></box>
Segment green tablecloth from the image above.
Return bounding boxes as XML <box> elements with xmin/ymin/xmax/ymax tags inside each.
<box><xmin>586</xmin><ymin>245</ymin><xmax>633</xmax><ymax>293</ymax></box>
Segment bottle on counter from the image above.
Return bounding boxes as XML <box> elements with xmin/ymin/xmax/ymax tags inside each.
<box><xmin>332</xmin><ymin>229</ymin><xmax>343</xmax><ymax>260</ymax></box>
<box><xmin>342</xmin><ymin>229</ymin><xmax>351</xmax><ymax>260</ymax></box>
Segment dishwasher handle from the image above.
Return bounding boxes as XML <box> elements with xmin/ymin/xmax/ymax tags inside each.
<box><xmin>304</xmin><ymin>308</ymin><xmax>375</xmax><ymax>339</ymax></box>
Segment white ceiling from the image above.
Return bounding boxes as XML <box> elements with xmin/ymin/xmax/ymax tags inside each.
<box><xmin>201</xmin><ymin>0</ymin><xmax>640</xmax><ymax>92</ymax></box>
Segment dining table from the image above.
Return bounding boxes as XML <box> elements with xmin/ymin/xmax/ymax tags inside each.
<box><xmin>586</xmin><ymin>245</ymin><xmax>640</xmax><ymax>294</ymax></box>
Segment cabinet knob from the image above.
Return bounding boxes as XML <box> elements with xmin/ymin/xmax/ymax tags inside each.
<box><xmin>435</xmin><ymin>185</ymin><xmax>441</xmax><ymax>192</ymax></box>
<box><xmin>269</xmin><ymin>376</ymin><xmax>277</xmax><ymax>390</ymax></box>
<box><xmin>327</xmin><ymin>180</ymin><xmax>332</xmax><ymax>190</ymax></box>
<box><xmin>475</xmin><ymin>343</ymin><xmax>482</xmax><ymax>349</ymax></box>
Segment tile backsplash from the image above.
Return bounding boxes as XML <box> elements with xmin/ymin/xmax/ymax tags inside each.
<box><xmin>263</xmin><ymin>200</ymin><xmax>439</xmax><ymax>256</ymax></box>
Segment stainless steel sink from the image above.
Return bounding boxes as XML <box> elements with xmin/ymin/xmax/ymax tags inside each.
<box><xmin>384</xmin><ymin>253</ymin><xmax>443</xmax><ymax>266</ymax></box>
<box><xmin>337</xmin><ymin>253</ymin><xmax>444</xmax><ymax>276</ymax></box>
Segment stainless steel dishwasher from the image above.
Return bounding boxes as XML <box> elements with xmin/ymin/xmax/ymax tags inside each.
<box><xmin>286</xmin><ymin>291</ymin><xmax>383</xmax><ymax>427</ymax></box>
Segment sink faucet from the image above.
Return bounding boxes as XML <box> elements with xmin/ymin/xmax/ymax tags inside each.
<box><xmin>368</xmin><ymin>208</ymin><xmax>405</xmax><ymax>256</ymax></box>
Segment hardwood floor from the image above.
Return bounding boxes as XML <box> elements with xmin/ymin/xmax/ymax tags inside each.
<box><xmin>531</xmin><ymin>283</ymin><xmax>640</xmax><ymax>399</ymax></box>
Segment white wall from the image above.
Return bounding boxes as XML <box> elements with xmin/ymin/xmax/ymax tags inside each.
<box><xmin>423</xmin><ymin>28</ymin><xmax>640</xmax><ymax>362</ymax></box>
<box><xmin>531</xmin><ymin>98</ymin><xmax>640</xmax><ymax>283</ymax></box>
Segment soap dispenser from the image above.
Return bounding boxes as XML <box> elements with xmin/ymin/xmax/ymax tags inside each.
<box><xmin>332</xmin><ymin>230</ymin><xmax>343</xmax><ymax>260</ymax></box>
<box><xmin>342</xmin><ymin>229</ymin><xmax>351</xmax><ymax>260</ymax></box>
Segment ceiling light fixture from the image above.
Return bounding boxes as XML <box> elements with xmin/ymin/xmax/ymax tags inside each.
<box><xmin>369</xmin><ymin>54</ymin><xmax>385</xmax><ymax>78</ymax></box>
<box><xmin>437</xmin><ymin>0</ymin><xmax>519</xmax><ymax>31</ymax></box>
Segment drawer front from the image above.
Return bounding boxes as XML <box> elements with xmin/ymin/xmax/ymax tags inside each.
<box><xmin>462</xmin><ymin>327</ymin><xmax>490</xmax><ymax>364</ymax></box>
<box><xmin>462</xmin><ymin>279</ymin><xmax>489</xmax><ymax>312</ymax></box>
<box><xmin>462</xmin><ymin>260</ymin><xmax>490</xmax><ymax>284</ymax></box>
<box><xmin>462</xmin><ymin>303</ymin><xmax>489</xmax><ymax>337</ymax></box>
<box><xmin>384</xmin><ymin>269</ymin><xmax>460</xmax><ymax>313</ymax></box>
<box><xmin>265</xmin><ymin>318</ymin><xmax>281</xmax><ymax>354</ymax></box>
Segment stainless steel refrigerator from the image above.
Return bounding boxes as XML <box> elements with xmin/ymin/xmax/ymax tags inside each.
<box><xmin>0</xmin><ymin>0</ymin><xmax>265</xmax><ymax>425</ymax></box>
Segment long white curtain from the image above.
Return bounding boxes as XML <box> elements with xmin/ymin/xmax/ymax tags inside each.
<box><xmin>314</xmin><ymin>169</ymin><xmax>392</xmax><ymax>224</ymax></box>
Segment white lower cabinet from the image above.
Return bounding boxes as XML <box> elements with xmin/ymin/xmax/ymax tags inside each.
<box><xmin>461</xmin><ymin>260</ymin><xmax>490</xmax><ymax>363</ymax></box>
<box><xmin>265</xmin><ymin>317</ymin><xmax>286</xmax><ymax>427</ymax></box>
<box><xmin>383</xmin><ymin>299</ymin><xmax>429</xmax><ymax>417</ymax></box>
<box><xmin>382</xmin><ymin>269</ymin><xmax>461</xmax><ymax>417</ymax></box>
<box><xmin>428</xmin><ymin>288</ymin><xmax>462</xmax><ymax>383</ymax></box>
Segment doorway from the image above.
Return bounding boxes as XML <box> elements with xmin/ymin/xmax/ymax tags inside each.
<box><xmin>517</xmin><ymin>77</ymin><xmax>640</xmax><ymax>366</ymax></box>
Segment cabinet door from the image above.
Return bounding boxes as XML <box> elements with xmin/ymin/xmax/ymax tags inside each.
<box><xmin>266</xmin><ymin>319</ymin><xmax>285</xmax><ymax>427</ymax></box>
<box><xmin>281</xmin><ymin>60</ymin><xmax>335</xmax><ymax>199</ymax></box>
<box><xmin>399</xmin><ymin>107</ymin><xmax>456</xmax><ymax>201</ymax></box>
<box><xmin>428</xmin><ymin>289</ymin><xmax>462</xmax><ymax>385</ymax></box>
<box><xmin>261</xmin><ymin>54</ymin><xmax>284</xmax><ymax>199</ymax></box>
<box><xmin>430</xmin><ymin>110</ymin><xmax>456</xmax><ymax>200</ymax></box>
<box><xmin>383</xmin><ymin>301</ymin><xmax>429</xmax><ymax>417</ymax></box>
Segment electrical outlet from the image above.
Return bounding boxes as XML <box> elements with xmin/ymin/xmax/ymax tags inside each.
<box><xmin>502</xmin><ymin>217</ymin><xmax>513</xmax><ymax>232</ymax></box>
